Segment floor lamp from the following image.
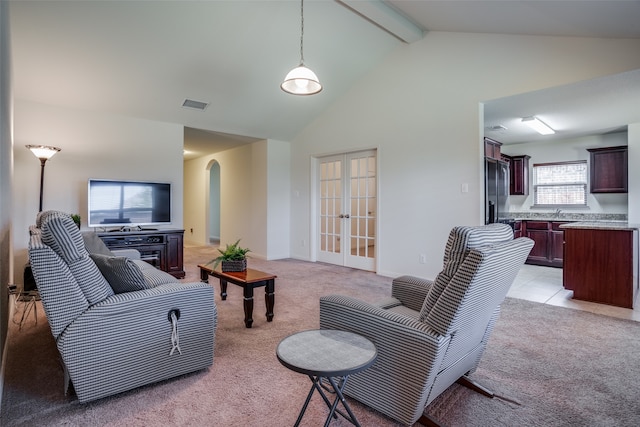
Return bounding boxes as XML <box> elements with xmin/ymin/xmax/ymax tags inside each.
<box><xmin>26</xmin><ymin>145</ymin><xmax>61</xmax><ymax>212</ymax></box>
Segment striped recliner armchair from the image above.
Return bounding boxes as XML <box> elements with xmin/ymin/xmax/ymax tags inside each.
<box><xmin>320</xmin><ymin>224</ymin><xmax>533</xmax><ymax>426</ymax></box>
<box><xmin>28</xmin><ymin>210</ymin><xmax>217</xmax><ymax>403</ymax></box>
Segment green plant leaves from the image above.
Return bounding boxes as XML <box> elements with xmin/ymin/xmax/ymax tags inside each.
<box><xmin>206</xmin><ymin>239</ymin><xmax>250</xmax><ymax>269</ymax></box>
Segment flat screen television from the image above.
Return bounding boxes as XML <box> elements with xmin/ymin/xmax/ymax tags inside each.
<box><xmin>88</xmin><ymin>179</ymin><xmax>171</xmax><ymax>228</ymax></box>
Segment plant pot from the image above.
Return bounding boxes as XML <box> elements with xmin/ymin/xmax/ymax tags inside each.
<box><xmin>221</xmin><ymin>259</ymin><xmax>247</xmax><ymax>272</ymax></box>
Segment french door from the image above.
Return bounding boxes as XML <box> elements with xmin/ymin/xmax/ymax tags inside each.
<box><xmin>317</xmin><ymin>150</ymin><xmax>376</xmax><ymax>271</ymax></box>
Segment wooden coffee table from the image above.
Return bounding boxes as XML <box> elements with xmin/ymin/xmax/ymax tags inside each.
<box><xmin>198</xmin><ymin>264</ymin><xmax>276</xmax><ymax>328</ymax></box>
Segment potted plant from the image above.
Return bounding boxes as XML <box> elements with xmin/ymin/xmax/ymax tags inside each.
<box><xmin>71</xmin><ymin>214</ymin><xmax>81</xmax><ymax>229</ymax></box>
<box><xmin>206</xmin><ymin>239</ymin><xmax>250</xmax><ymax>272</ymax></box>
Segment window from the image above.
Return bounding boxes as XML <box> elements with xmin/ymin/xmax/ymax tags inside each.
<box><xmin>533</xmin><ymin>161</ymin><xmax>587</xmax><ymax>206</ymax></box>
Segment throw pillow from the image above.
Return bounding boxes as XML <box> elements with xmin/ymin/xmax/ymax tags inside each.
<box><xmin>82</xmin><ymin>232</ymin><xmax>114</xmax><ymax>256</ymax></box>
<box><xmin>132</xmin><ymin>260</ymin><xmax>180</xmax><ymax>287</ymax></box>
<box><xmin>90</xmin><ymin>253</ymin><xmax>148</xmax><ymax>293</ymax></box>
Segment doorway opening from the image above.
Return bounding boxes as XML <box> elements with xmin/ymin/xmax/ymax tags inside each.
<box><xmin>315</xmin><ymin>149</ymin><xmax>377</xmax><ymax>271</ymax></box>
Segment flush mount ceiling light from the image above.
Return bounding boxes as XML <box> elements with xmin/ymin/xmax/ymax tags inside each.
<box><xmin>281</xmin><ymin>0</ymin><xmax>322</xmax><ymax>96</ymax></box>
<box><xmin>522</xmin><ymin>116</ymin><xmax>555</xmax><ymax>135</ymax></box>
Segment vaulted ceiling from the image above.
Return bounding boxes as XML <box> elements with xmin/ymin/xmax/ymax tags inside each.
<box><xmin>10</xmin><ymin>1</ymin><xmax>640</xmax><ymax>157</ymax></box>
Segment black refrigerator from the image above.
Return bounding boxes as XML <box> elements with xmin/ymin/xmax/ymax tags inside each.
<box><xmin>485</xmin><ymin>158</ymin><xmax>509</xmax><ymax>224</ymax></box>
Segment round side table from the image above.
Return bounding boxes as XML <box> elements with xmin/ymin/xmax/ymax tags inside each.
<box><xmin>276</xmin><ymin>329</ymin><xmax>377</xmax><ymax>427</ymax></box>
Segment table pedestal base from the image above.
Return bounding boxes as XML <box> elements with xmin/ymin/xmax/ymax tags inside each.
<box><xmin>276</xmin><ymin>330</ymin><xmax>376</xmax><ymax>427</ymax></box>
<box><xmin>295</xmin><ymin>375</ymin><xmax>361</xmax><ymax>427</ymax></box>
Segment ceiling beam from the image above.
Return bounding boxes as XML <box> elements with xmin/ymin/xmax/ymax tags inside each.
<box><xmin>336</xmin><ymin>0</ymin><xmax>424</xmax><ymax>43</ymax></box>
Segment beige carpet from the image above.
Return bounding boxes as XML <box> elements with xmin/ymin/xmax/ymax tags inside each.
<box><xmin>2</xmin><ymin>246</ymin><xmax>640</xmax><ymax>426</ymax></box>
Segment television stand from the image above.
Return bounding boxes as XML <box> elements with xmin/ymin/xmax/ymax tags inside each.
<box><xmin>98</xmin><ymin>229</ymin><xmax>185</xmax><ymax>279</ymax></box>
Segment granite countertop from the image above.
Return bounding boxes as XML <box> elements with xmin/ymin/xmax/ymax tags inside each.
<box><xmin>559</xmin><ymin>221</ymin><xmax>640</xmax><ymax>231</ymax></box>
<box><xmin>507</xmin><ymin>212</ymin><xmax>627</xmax><ymax>222</ymax></box>
<box><xmin>513</xmin><ymin>217</ymin><xmax>576</xmax><ymax>222</ymax></box>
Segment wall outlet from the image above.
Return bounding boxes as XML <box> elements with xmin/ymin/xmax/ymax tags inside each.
<box><xmin>461</xmin><ymin>183</ymin><xmax>469</xmax><ymax>193</ymax></box>
<box><xmin>301</xmin><ymin>239</ymin><xmax>306</xmax><ymax>247</ymax></box>
<box><xmin>419</xmin><ymin>254</ymin><xmax>427</xmax><ymax>264</ymax></box>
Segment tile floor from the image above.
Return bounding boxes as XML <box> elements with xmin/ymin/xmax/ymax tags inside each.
<box><xmin>508</xmin><ymin>263</ymin><xmax>640</xmax><ymax>322</ymax></box>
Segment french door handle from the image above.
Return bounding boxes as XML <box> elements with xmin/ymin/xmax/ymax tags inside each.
<box><xmin>339</xmin><ymin>214</ymin><xmax>350</xmax><ymax>219</ymax></box>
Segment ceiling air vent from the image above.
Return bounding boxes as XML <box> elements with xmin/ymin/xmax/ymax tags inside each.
<box><xmin>182</xmin><ymin>99</ymin><xmax>209</xmax><ymax>111</ymax></box>
<box><xmin>487</xmin><ymin>125</ymin><xmax>508</xmax><ymax>132</ymax></box>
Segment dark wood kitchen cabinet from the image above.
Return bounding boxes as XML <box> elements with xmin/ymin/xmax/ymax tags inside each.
<box><xmin>521</xmin><ymin>220</ymin><xmax>570</xmax><ymax>267</ymax></box>
<box><xmin>587</xmin><ymin>146</ymin><xmax>628</xmax><ymax>193</ymax></box>
<box><xmin>514</xmin><ymin>220</ymin><xmax>522</xmax><ymax>238</ymax></box>
<box><xmin>484</xmin><ymin>137</ymin><xmax>502</xmax><ymax>160</ymax></box>
<box><xmin>508</xmin><ymin>155</ymin><xmax>530</xmax><ymax>196</ymax></box>
<box><xmin>501</xmin><ymin>153</ymin><xmax>530</xmax><ymax>196</ymax></box>
<box><xmin>563</xmin><ymin>226</ymin><xmax>638</xmax><ymax>308</ymax></box>
<box><xmin>550</xmin><ymin>222</ymin><xmax>566</xmax><ymax>266</ymax></box>
<box><xmin>523</xmin><ymin>221</ymin><xmax>549</xmax><ymax>265</ymax></box>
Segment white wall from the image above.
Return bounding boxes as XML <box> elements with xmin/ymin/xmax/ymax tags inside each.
<box><xmin>12</xmin><ymin>100</ymin><xmax>184</xmax><ymax>284</ymax></box>
<box><xmin>183</xmin><ymin>139</ymin><xmax>291</xmax><ymax>261</ymax></box>
<box><xmin>250</xmin><ymin>141</ymin><xmax>268</xmax><ymax>257</ymax></box>
<box><xmin>503</xmin><ymin>132</ymin><xmax>628</xmax><ymax>215</ymax></box>
<box><xmin>266</xmin><ymin>140</ymin><xmax>291</xmax><ymax>260</ymax></box>
<box><xmin>1</xmin><ymin>0</ymin><xmax>13</xmax><ymax>368</ymax></box>
<box><xmin>208</xmin><ymin>162</ymin><xmax>220</xmax><ymax>241</ymax></box>
<box><xmin>290</xmin><ymin>32</ymin><xmax>640</xmax><ymax>279</ymax></box>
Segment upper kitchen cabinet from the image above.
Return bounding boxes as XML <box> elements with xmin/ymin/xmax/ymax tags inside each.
<box><xmin>484</xmin><ymin>137</ymin><xmax>502</xmax><ymax>160</ymax></box>
<box><xmin>508</xmin><ymin>155</ymin><xmax>530</xmax><ymax>196</ymax></box>
<box><xmin>587</xmin><ymin>146</ymin><xmax>628</xmax><ymax>193</ymax></box>
<box><xmin>501</xmin><ymin>153</ymin><xmax>530</xmax><ymax>196</ymax></box>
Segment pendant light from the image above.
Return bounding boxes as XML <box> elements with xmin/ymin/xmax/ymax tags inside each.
<box><xmin>281</xmin><ymin>0</ymin><xmax>322</xmax><ymax>95</ymax></box>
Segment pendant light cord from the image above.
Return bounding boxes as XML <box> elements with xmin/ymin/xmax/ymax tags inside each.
<box><xmin>281</xmin><ymin>0</ymin><xmax>321</xmax><ymax>95</ymax></box>
<box><xmin>299</xmin><ymin>0</ymin><xmax>305</xmax><ymax>65</ymax></box>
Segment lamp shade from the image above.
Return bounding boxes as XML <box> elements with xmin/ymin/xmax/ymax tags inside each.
<box><xmin>281</xmin><ymin>64</ymin><xmax>322</xmax><ymax>95</ymax></box>
<box><xmin>26</xmin><ymin>145</ymin><xmax>61</xmax><ymax>160</ymax></box>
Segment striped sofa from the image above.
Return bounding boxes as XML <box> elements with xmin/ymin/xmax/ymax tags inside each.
<box><xmin>28</xmin><ymin>210</ymin><xmax>217</xmax><ymax>403</ymax></box>
<box><xmin>320</xmin><ymin>223</ymin><xmax>533</xmax><ymax>426</ymax></box>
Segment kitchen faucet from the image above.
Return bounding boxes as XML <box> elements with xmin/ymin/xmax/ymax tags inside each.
<box><xmin>555</xmin><ymin>208</ymin><xmax>562</xmax><ymax>217</ymax></box>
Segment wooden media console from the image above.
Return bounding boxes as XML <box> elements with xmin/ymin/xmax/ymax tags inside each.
<box><xmin>99</xmin><ymin>229</ymin><xmax>185</xmax><ymax>278</ymax></box>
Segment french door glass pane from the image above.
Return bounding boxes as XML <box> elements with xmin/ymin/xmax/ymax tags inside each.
<box><xmin>320</xmin><ymin>159</ymin><xmax>342</xmax><ymax>255</ymax></box>
<box><xmin>349</xmin><ymin>153</ymin><xmax>376</xmax><ymax>259</ymax></box>
<box><xmin>319</xmin><ymin>151</ymin><xmax>376</xmax><ymax>268</ymax></box>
